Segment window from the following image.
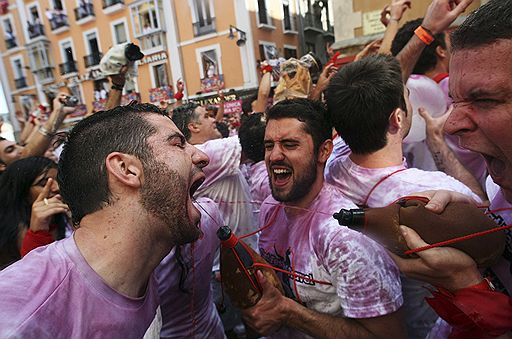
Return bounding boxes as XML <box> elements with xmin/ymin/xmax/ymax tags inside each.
<box><xmin>130</xmin><ymin>0</ymin><xmax>165</xmax><ymax>50</ymax></box>
<box><xmin>59</xmin><ymin>40</ymin><xmax>77</xmax><ymax>75</ymax></box>
<box><xmin>257</xmin><ymin>0</ymin><xmax>271</xmax><ymax>26</ymax></box>
<box><xmin>12</xmin><ymin>57</ymin><xmax>27</xmax><ymax>89</ymax></box>
<box><xmin>27</xmin><ymin>4</ymin><xmax>44</xmax><ymax>38</ymax></box>
<box><xmin>282</xmin><ymin>0</ymin><xmax>295</xmax><ymax>32</ymax></box>
<box><xmin>284</xmin><ymin>47</ymin><xmax>297</xmax><ymax>59</ymax></box>
<box><xmin>84</xmin><ymin>30</ymin><xmax>102</xmax><ymax>67</ymax></box>
<box><xmin>259</xmin><ymin>43</ymin><xmax>278</xmax><ymax>61</ymax></box>
<box><xmin>112</xmin><ymin>21</ymin><xmax>128</xmax><ymax>44</ymax></box>
<box><xmin>28</xmin><ymin>42</ymin><xmax>54</xmax><ymax>82</ymax></box>
<box><xmin>201</xmin><ymin>50</ymin><xmax>218</xmax><ymax>78</ymax></box>
<box><xmin>191</xmin><ymin>0</ymin><xmax>215</xmax><ymax>36</ymax></box>
<box><xmin>152</xmin><ymin>63</ymin><xmax>169</xmax><ymax>88</ymax></box>
<box><xmin>2</xmin><ymin>18</ymin><xmax>17</xmax><ymax>49</ymax></box>
<box><xmin>130</xmin><ymin>0</ymin><xmax>161</xmax><ymax>37</ymax></box>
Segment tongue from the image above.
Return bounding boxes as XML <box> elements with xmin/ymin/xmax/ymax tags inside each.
<box><xmin>275</xmin><ymin>173</ymin><xmax>291</xmax><ymax>185</ymax></box>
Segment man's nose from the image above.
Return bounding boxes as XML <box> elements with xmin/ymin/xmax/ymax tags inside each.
<box><xmin>444</xmin><ymin>104</ymin><xmax>476</xmax><ymax>136</ymax></box>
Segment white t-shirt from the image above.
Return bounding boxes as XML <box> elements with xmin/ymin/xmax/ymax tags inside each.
<box><xmin>195</xmin><ymin>136</ymin><xmax>258</xmax><ymax>248</ymax></box>
<box><xmin>258</xmin><ymin>183</ymin><xmax>403</xmax><ymax>338</ymax></box>
<box><xmin>325</xmin><ymin>156</ymin><xmax>481</xmax><ymax>338</ymax></box>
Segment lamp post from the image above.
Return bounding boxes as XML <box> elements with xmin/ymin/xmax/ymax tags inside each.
<box><xmin>228</xmin><ymin>25</ymin><xmax>247</xmax><ymax>47</ymax></box>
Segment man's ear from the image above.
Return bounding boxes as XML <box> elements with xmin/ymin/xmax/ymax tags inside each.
<box><xmin>105</xmin><ymin>152</ymin><xmax>143</xmax><ymax>189</ymax></box>
<box><xmin>436</xmin><ymin>45</ymin><xmax>447</xmax><ymax>59</ymax></box>
<box><xmin>187</xmin><ymin>121</ymin><xmax>200</xmax><ymax>134</ymax></box>
<box><xmin>0</xmin><ymin>162</ymin><xmax>6</xmax><ymax>173</ymax></box>
<box><xmin>388</xmin><ymin>108</ymin><xmax>402</xmax><ymax>134</ymax></box>
<box><xmin>317</xmin><ymin>139</ymin><xmax>333</xmax><ymax>164</ymax></box>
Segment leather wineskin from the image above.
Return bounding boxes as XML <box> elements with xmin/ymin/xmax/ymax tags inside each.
<box><xmin>335</xmin><ymin>199</ymin><xmax>506</xmax><ymax>268</ymax></box>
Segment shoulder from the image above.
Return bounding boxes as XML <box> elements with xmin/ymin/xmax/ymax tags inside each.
<box><xmin>0</xmin><ymin>241</ymin><xmax>71</xmax><ymax>333</ymax></box>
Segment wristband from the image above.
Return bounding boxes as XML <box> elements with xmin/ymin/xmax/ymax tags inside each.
<box><xmin>261</xmin><ymin>64</ymin><xmax>273</xmax><ymax>74</ymax></box>
<box><xmin>38</xmin><ymin>126</ymin><xmax>54</xmax><ymax>138</ymax></box>
<box><xmin>414</xmin><ymin>26</ymin><xmax>434</xmax><ymax>45</ymax></box>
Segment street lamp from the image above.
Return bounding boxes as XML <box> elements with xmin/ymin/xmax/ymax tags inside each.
<box><xmin>228</xmin><ymin>25</ymin><xmax>246</xmax><ymax>47</ymax></box>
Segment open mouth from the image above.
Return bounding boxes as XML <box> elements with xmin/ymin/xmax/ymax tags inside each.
<box><xmin>272</xmin><ymin>167</ymin><xmax>292</xmax><ymax>186</ymax></box>
<box><xmin>189</xmin><ymin>176</ymin><xmax>205</xmax><ymax>197</ymax></box>
<box><xmin>482</xmin><ymin>154</ymin><xmax>507</xmax><ymax>180</ymax></box>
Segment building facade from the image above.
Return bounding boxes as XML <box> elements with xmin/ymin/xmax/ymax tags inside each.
<box><xmin>0</xmin><ymin>0</ymin><xmax>335</xmax><ymax>134</ymax></box>
<box><xmin>331</xmin><ymin>0</ymin><xmax>483</xmax><ymax>54</ymax></box>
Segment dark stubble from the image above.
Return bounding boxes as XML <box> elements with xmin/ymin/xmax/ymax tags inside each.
<box><xmin>139</xmin><ymin>158</ymin><xmax>201</xmax><ymax>245</ymax></box>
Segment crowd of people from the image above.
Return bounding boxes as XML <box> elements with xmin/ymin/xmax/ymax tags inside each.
<box><xmin>0</xmin><ymin>0</ymin><xmax>511</xmax><ymax>337</ymax></box>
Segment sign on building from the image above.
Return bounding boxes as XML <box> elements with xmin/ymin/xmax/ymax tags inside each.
<box><xmin>362</xmin><ymin>10</ymin><xmax>386</xmax><ymax>36</ymax></box>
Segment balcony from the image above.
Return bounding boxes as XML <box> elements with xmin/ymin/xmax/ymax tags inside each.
<box><xmin>59</xmin><ymin>61</ymin><xmax>78</xmax><ymax>75</ymax></box>
<box><xmin>74</xmin><ymin>3</ymin><xmax>95</xmax><ymax>23</ymax></box>
<box><xmin>192</xmin><ymin>17</ymin><xmax>216</xmax><ymax>37</ymax></box>
<box><xmin>34</xmin><ymin>66</ymin><xmax>55</xmax><ymax>83</ymax></box>
<box><xmin>102</xmin><ymin>0</ymin><xmax>124</xmax><ymax>14</ymax></box>
<box><xmin>83</xmin><ymin>53</ymin><xmax>103</xmax><ymax>68</ymax></box>
<box><xmin>49</xmin><ymin>13</ymin><xmax>69</xmax><ymax>31</ymax></box>
<box><xmin>304</xmin><ymin>12</ymin><xmax>324</xmax><ymax>33</ymax></box>
<box><xmin>6</xmin><ymin>37</ymin><xmax>17</xmax><ymax>49</ymax></box>
<box><xmin>28</xmin><ymin>23</ymin><xmax>45</xmax><ymax>39</ymax></box>
<box><xmin>14</xmin><ymin>77</ymin><xmax>27</xmax><ymax>89</ymax></box>
<box><xmin>137</xmin><ymin>31</ymin><xmax>165</xmax><ymax>51</ymax></box>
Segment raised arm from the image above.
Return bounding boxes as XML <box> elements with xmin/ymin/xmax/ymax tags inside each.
<box><xmin>378</xmin><ymin>0</ymin><xmax>411</xmax><ymax>55</ymax></box>
<box><xmin>105</xmin><ymin>65</ymin><xmax>128</xmax><ymax>110</ymax></box>
<box><xmin>253</xmin><ymin>71</ymin><xmax>272</xmax><ymax>113</ymax></box>
<box><xmin>397</xmin><ymin>0</ymin><xmax>474</xmax><ymax>82</ymax></box>
<box><xmin>215</xmin><ymin>90</ymin><xmax>225</xmax><ymax>122</ymax></box>
<box><xmin>22</xmin><ymin>93</ymin><xmax>74</xmax><ymax>159</ymax></box>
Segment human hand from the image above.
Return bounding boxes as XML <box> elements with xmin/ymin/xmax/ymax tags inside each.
<box><xmin>315</xmin><ymin>63</ymin><xmax>338</xmax><ymax>92</ymax></box>
<box><xmin>388</xmin><ymin>225</ymin><xmax>483</xmax><ymax>291</ymax></box>
<box><xmin>422</xmin><ymin>0</ymin><xmax>474</xmax><ymax>34</ymax></box>
<box><xmin>409</xmin><ymin>190</ymin><xmax>480</xmax><ymax>214</ymax></box>
<box><xmin>15</xmin><ymin>110</ymin><xmax>27</xmax><ymax>124</ymax></box>
<box><xmin>419</xmin><ymin>106</ymin><xmax>451</xmax><ymax>143</ymax></box>
<box><xmin>110</xmin><ymin>64</ymin><xmax>129</xmax><ymax>87</ymax></box>
<box><xmin>53</xmin><ymin>93</ymin><xmax>76</xmax><ymax>115</ymax></box>
<box><xmin>242</xmin><ymin>271</ymin><xmax>291</xmax><ymax>335</ymax></box>
<box><xmin>218</xmin><ymin>90</ymin><xmax>225</xmax><ymax>101</ymax></box>
<box><xmin>354</xmin><ymin>39</ymin><xmax>382</xmax><ymax>61</ymax></box>
<box><xmin>381</xmin><ymin>0</ymin><xmax>412</xmax><ymax>26</ymax></box>
<box><xmin>30</xmin><ymin>178</ymin><xmax>69</xmax><ymax>232</ymax></box>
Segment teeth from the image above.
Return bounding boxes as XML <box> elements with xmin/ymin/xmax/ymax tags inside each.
<box><xmin>273</xmin><ymin>169</ymin><xmax>291</xmax><ymax>174</ymax></box>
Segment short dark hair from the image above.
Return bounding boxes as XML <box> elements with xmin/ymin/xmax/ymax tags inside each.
<box><xmin>242</xmin><ymin>94</ymin><xmax>258</xmax><ymax>114</ymax></box>
<box><xmin>391</xmin><ymin>18</ymin><xmax>446</xmax><ymax>74</ymax></box>
<box><xmin>239</xmin><ymin>113</ymin><xmax>266</xmax><ymax>162</ymax></box>
<box><xmin>326</xmin><ymin>54</ymin><xmax>405</xmax><ymax>155</ymax></box>
<box><xmin>451</xmin><ymin>0</ymin><xmax>512</xmax><ymax>52</ymax></box>
<box><xmin>266</xmin><ymin>98</ymin><xmax>332</xmax><ymax>152</ymax></box>
<box><xmin>58</xmin><ymin>103</ymin><xmax>165</xmax><ymax>225</ymax></box>
<box><xmin>171</xmin><ymin>102</ymin><xmax>200</xmax><ymax>141</ymax></box>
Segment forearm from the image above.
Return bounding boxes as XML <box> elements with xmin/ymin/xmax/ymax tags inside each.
<box><xmin>254</xmin><ymin>72</ymin><xmax>272</xmax><ymax>113</ymax></box>
<box><xmin>105</xmin><ymin>87</ymin><xmax>123</xmax><ymax>110</ymax></box>
<box><xmin>308</xmin><ymin>85</ymin><xmax>323</xmax><ymax>101</ymax></box>
<box><xmin>379</xmin><ymin>20</ymin><xmax>400</xmax><ymax>55</ymax></box>
<box><xmin>285</xmin><ymin>300</ymin><xmax>404</xmax><ymax>339</ymax></box>
<box><xmin>396</xmin><ymin>35</ymin><xmax>426</xmax><ymax>83</ymax></box>
<box><xmin>23</xmin><ymin>110</ymin><xmax>66</xmax><ymax>158</ymax></box>
<box><xmin>19</xmin><ymin>122</ymin><xmax>34</xmax><ymax>144</ymax></box>
<box><xmin>427</xmin><ymin>135</ymin><xmax>487</xmax><ymax>202</ymax></box>
<box><xmin>215</xmin><ymin>101</ymin><xmax>224</xmax><ymax>122</ymax></box>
